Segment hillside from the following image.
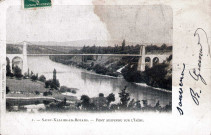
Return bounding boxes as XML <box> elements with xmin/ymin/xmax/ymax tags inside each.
<box><xmin>6</xmin><ymin>44</ymin><xmax>81</xmax><ymax>54</ymax></box>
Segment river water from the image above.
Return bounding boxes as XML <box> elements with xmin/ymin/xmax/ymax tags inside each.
<box><xmin>27</xmin><ymin>56</ymin><xmax>171</xmax><ymax>107</ymax></box>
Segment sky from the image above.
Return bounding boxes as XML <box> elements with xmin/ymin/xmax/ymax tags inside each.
<box><xmin>6</xmin><ymin>5</ymin><xmax>172</xmax><ymax>46</ymax></box>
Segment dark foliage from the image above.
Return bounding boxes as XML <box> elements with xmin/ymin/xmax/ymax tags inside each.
<box><xmin>121</xmin><ymin>56</ymin><xmax>172</xmax><ymax>90</ymax></box>
<box><xmin>106</xmin><ymin>93</ymin><xmax>115</xmax><ymax>106</ymax></box>
<box><xmin>43</xmin><ymin>91</ymin><xmax>52</xmax><ymax>96</ymax></box>
<box><xmin>13</xmin><ymin>66</ymin><xmax>23</xmax><ymax>79</ymax></box>
<box><xmin>35</xmin><ymin>91</ymin><xmax>40</xmax><ymax>95</ymax></box>
<box><xmin>45</xmin><ymin>79</ymin><xmax>60</xmax><ymax>90</ymax></box>
<box><xmin>6</xmin><ymin>86</ymin><xmax>10</xmax><ymax>94</ymax></box>
<box><xmin>167</xmin><ymin>54</ymin><xmax>172</xmax><ymax>61</ymax></box>
<box><xmin>118</xmin><ymin>86</ymin><xmax>130</xmax><ymax>109</ymax></box>
<box><xmin>6</xmin><ymin>64</ymin><xmax>12</xmax><ymax>76</ymax></box>
<box><xmin>6</xmin><ymin>44</ymin><xmax>22</xmax><ymax>54</ymax></box>
<box><xmin>80</xmin><ymin>95</ymin><xmax>91</xmax><ymax>110</ymax></box>
<box><xmin>60</xmin><ymin>86</ymin><xmax>77</xmax><ymax>94</ymax></box>
<box><xmin>38</xmin><ymin>75</ymin><xmax>46</xmax><ymax>82</ymax></box>
<box><xmin>99</xmin><ymin>93</ymin><xmax>104</xmax><ymax>97</ymax></box>
<box><xmin>45</xmin><ymin>80</ymin><xmax>51</xmax><ymax>88</ymax></box>
<box><xmin>144</xmin><ymin>63</ymin><xmax>172</xmax><ymax>90</ymax></box>
<box><xmin>31</xmin><ymin>75</ymin><xmax>38</xmax><ymax>81</ymax></box>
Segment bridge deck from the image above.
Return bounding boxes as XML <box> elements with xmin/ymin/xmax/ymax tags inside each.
<box><xmin>26</xmin><ymin>54</ymin><xmax>142</xmax><ymax>57</ymax></box>
<box><xmin>7</xmin><ymin>53</ymin><xmax>170</xmax><ymax>57</ymax></box>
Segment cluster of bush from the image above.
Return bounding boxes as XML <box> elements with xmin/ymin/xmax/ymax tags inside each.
<box><xmin>43</xmin><ymin>86</ymin><xmax>171</xmax><ymax>112</ymax></box>
<box><xmin>121</xmin><ymin>55</ymin><xmax>172</xmax><ymax>90</ymax></box>
<box><xmin>6</xmin><ymin>86</ymin><xmax>10</xmax><ymax>94</ymax></box>
<box><xmin>26</xmin><ymin>71</ymin><xmax>60</xmax><ymax>90</ymax></box>
<box><xmin>90</xmin><ymin>64</ymin><xmax>120</xmax><ymax>77</ymax></box>
<box><xmin>45</xmin><ymin>79</ymin><xmax>60</xmax><ymax>90</ymax></box>
<box><xmin>44</xmin><ymin>98</ymin><xmax>68</xmax><ymax>111</ymax></box>
<box><xmin>77</xmin><ymin>86</ymin><xmax>171</xmax><ymax>112</ymax></box>
<box><xmin>6</xmin><ymin>63</ymin><xmax>61</xmax><ymax>97</ymax></box>
<box><xmin>6</xmin><ymin>65</ymin><xmax>23</xmax><ymax>79</ymax></box>
<box><xmin>43</xmin><ymin>91</ymin><xmax>53</xmax><ymax>96</ymax></box>
<box><xmin>60</xmin><ymin>86</ymin><xmax>77</xmax><ymax>94</ymax></box>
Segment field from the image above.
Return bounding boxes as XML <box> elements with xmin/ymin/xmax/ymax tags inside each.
<box><xmin>6</xmin><ymin>78</ymin><xmax>78</xmax><ymax>104</ymax></box>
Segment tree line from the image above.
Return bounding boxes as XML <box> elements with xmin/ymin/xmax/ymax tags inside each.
<box><xmin>43</xmin><ymin>86</ymin><xmax>172</xmax><ymax>112</ymax></box>
<box><xmin>77</xmin><ymin>41</ymin><xmax>172</xmax><ymax>54</ymax></box>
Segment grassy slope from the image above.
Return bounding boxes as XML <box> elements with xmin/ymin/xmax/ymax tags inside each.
<box><xmin>6</xmin><ymin>78</ymin><xmax>78</xmax><ymax>101</ymax></box>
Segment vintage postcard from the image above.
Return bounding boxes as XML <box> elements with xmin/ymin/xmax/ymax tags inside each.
<box><xmin>0</xmin><ymin>0</ymin><xmax>210</xmax><ymax>135</ymax></box>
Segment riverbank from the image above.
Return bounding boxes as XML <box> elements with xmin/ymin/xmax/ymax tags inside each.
<box><xmin>81</xmin><ymin>70</ymin><xmax>123</xmax><ymax>79</ymax></box>
<box><xmin>50</xmin><ymin>55</ymin><xmax>172</xmax><ymax>91</ymax></box>
<box><xmin>15</xmin><ymin>56</ymin><xmax>172</xmax><ymax>112</ymax></box>
<box><xmin>49</xmin><ymin>56</ymin><xmax>123</xmax><ymax>78</ymax></box>
<box><xmin>134</xmin><ymin>83</ymin><xmax>172</xmax><ymax>93</ymax></box>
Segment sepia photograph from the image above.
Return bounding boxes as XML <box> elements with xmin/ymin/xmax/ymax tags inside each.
<box><xmin>6</xmin><ymin>5</ymin><xmax>172</xmax><ymax>113</ymax></box>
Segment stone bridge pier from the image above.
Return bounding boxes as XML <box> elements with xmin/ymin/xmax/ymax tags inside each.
<box><xmin>6</xmin><ymin>42</ymin><xmax>28</xmax><ymax>74</ymax></box>
<box><xmin>137</xmin><ymin>45</ymin><xmax>171</xmax><ymax>72</ymax></box>
<box><xmin>137</xmin><ymin>45</ymin><xmax>146</xmax><ymax>72</ymax></box>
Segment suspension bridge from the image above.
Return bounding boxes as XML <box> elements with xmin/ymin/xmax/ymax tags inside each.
<box><xmin>6</xmin><ymin>42</ymin><xmax>171</xmax><ymax>74</ymax></box>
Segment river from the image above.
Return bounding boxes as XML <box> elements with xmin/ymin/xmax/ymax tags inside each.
<box><xmin>27</xmin><ymin>56</ymin><xmax>171</xmax><ymax>107</ymax></box>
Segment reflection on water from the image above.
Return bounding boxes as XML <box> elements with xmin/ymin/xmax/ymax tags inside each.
<box><xmin>28</xmin><ymin>56</ymin><xmax>171</xmax><ymax>107</ymax></box>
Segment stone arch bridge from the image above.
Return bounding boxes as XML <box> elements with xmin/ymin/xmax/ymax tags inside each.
<box><xmin>6</xmin><ymin>42</ymin><xmax>28</xmax><ymax>74</ymax></box>
<box><xmin>144</xmin><ymin>54</ymin><xmax>171</xmax><ymax>68</ymax></box>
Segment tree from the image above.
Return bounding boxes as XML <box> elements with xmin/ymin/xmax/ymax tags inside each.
<box><xmin>45</xmin><ymin>80</ymin><xmax>51</xmax><ymax>88</ymax></box>
<box><xmin>106</xmin><ymin>93</ymin><xmax>115</xmax><ymax>106</ymax></box>
<box><xmin>121</xmin><ymin>39</ymin><xmax>126</xmax><ymax>51</ymax></box>
<box><xmin>80</xmin><ymin>95</ymin><xmax>91</xmax><ymax>110</ymax></box>
<box><xmin>167</xmin><ymin>55</ymin><xmax>172</xmax><ymax>62</ymax></box>
<box><xmin>52</xmin><ymin>69</ymin><xmax>60</xmax><ymax>89</ymax></box>
<box><xmin>142</xmin><ymin>100</ymin><xmax>148</xmax><ymax>107</ymax></box>
<box><xmin>45</xmin><ymin>79</ymin><xmax>60</xmax><ymax>90</ymax></box>
<box><xmin>35</xmin><ymin>91</ymin><xmax>40</xmax><ymax>95</ymax></box>
<box><xmin>44</xmin><ymin>69</ymin><xmax>60</xmax><ymax>90</ymax></box>
<box><xmin>64</xmin><ymin>97</ymin><xmax>67</xmax><ymax>105</ymax></box>
<box><xmin>6</xmin><ymin>86</ymin><xmax>10</xmax><ymax>94</ymax></box>
<box><xmin>53</xmin><ymin>69</ymin><xmax>57</xmax><ymax>84</ymax></box>
<box><xmin>30</xmin><ymin>71</ymin><xmax>34</xmax><ymax>77</ymax></box>
<box><xmin>13</xmin><ymin>66</ymin><xmax>22</xmax><ymax>79</ymax></box>
<box><xmin>155</xmin><ymin>100</ymin><xmax>161</xmax><ymax>109</ymax></box>
<box><xmin>6</xmin><ymin>63</ymin><xmax>11</xmax><ymax>76</ymax></box>
<box><xmin>118</xmin><ymin>86</ymin><xmax>130</xmax><ymax>109</ymax></box>
<box><xmin>53</xmin><ymin>79</ymin><xmax>60</xmax><ymax>90</ymax></box>
<box><xmin>99</xmin><ymin>93</ymin><xmax>104</xmax><ymax>97</ymax></box>
<box><xmin>39</xmin><ymin>75</ymin><xmax>46</xmax><ymax>82</ymax></box>
<box><xmin>31</xmin><ymin>75</ymin><xmax>38</xmax><ymax>81</ymax></box>
<box><xmin>43</xmin><ymin>91</ymin><xmax>52</xmax><ymax>96</ymax></box>
<box><xmin>135</xmin><ymin>100</ymin><xmax>141</xmax><ymax>109</ymax></box>
<box><xmin>128</xmin><ymin>99</ymin><xmax>135</xmax><ymax>109</ymax></box>
<box><xmin>161</xmin><ymin>43</ymin><xmax>167</xmax><ymax>50</ymax></box>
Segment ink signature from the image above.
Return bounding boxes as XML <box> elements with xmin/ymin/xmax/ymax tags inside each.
<box><xmin>190</xmin><ymin>88</ymin><xmax>201</xmax><ymax>105</ymax></box>
<box><xmin>177</xmin><ymin>63</ymin><xmax>185</xmax><ymax>115</ymax></box>
<box><xmin>189</xmin><ymin>28</ymin><xmax>209</xmax><ymax>85</ymax></box>
<box><xmin>188</xmin><ymin>28</ymin><xmax>209</xmax><ymax>105</ymax></box>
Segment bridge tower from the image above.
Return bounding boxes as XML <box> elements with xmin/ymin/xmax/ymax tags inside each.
<box><xmin>137</xmin><ymin>45</ymin><xmax>145</xmax><ymax>72</ymax></box>
<box><xmin>22</xmin><ymin>42</ymin><xmax>28</xmax><ymax>74</ymax></box>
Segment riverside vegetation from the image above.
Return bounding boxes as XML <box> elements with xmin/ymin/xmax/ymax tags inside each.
<box><xmin>6</xmin><ymin>41</ymin><xmax>172</xmax><ymax>112</ymax></box>
<box><xmin>6</xmin><ymin>65</ymin><xmax>171</xmax><ymax>112</ymax></box>
<box><xmin>50</xmin><ymin>40</ymin><xmax>172</xmax><ymax>90</ymax></box>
